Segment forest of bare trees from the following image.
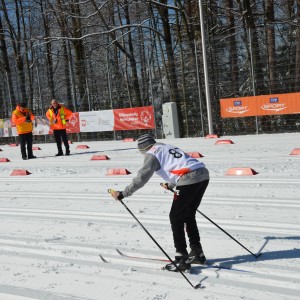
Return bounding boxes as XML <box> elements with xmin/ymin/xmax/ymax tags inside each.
<box><xmin>1</xmin><ymin>0</ymin><xmax>300</xmax><ymax>138</ymax></box>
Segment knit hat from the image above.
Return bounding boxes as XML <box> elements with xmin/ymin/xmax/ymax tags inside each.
<box><xmin>18</xmin><ymin>102</ymin><xmax>27</xmax><ymax>108</ymax></box>
<box><xmin>137</xmin><ymin>134</ymin><xmax>156</xmax><ymax>154</ymax></box>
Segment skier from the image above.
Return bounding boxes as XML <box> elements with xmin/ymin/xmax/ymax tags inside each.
<box><xmin>109</xmin><ymin>134</ymin><xmax>209</xmax><ymax>272</ymax></box>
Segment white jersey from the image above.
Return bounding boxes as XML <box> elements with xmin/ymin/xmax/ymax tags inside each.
<box><xmin>147</xmin><ymin>144</ymin><xmax>205</xmax><ymax>184</ymax></box>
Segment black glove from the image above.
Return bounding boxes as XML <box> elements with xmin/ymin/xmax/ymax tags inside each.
<box><xmin>160</xmin><ymin>183</ymin><xmax>169</xmax><ymax>190</ymax></box>
<box><xmin>117</xmin><ymin>191</ymin><xmax>124</xmax><ymax>200</ymax></box>
<box><xmin>26</xmin><ymin>113</ymin><xmax>31</xmax><ymax>122</ymax></box>
<box><xmin>65</xmin><ymin>119</ymin><xmax>69</xmax><ymax>122</ymax></box>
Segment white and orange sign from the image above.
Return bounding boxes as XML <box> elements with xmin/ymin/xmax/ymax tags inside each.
<box><xmin>3</xmin><ymin>106</ymin><xmax>155</xmax><ymax>137</ymax></box>
<box><xmin>220</xmin><ymin>92</ymin><xmax>300</xmax><ymax>118</ymax></box>
<box><xmin>113</xmin><ymin>106</ymin><xmax>155</xmax><ymax>130</ymax></box>
<box><xmin>78</xmin><ymin>110</ymin><xmax>114</xmax><ymax>132</ymax></box>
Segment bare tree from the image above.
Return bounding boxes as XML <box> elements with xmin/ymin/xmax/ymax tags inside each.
<box><xmin>0</xmin><ymin>0</ymin><xmax>27</xmax><ymax>101</ymax></box>
<box><xmin>295</xmin><ymin>0</ymin><xmax>300</xmax><ymax>90</ymax></box>
<box><xmin>265</xmin><ymin>0</ymin><xmax>278</xmax><ymax>93</ymax></box>
<box><xmin>0</xmin><ymin>15</ymin><xmax>16</xmax><ymax>109</ymax></box>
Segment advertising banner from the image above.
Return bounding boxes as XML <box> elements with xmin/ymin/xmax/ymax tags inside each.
<box><xmin>32</xmin><ymin>116</ymin><xmax>51</xmax><ymax>135</ymax></box>
<box><xmin>220</xmin><ymin>92</ymin><xmax>300</xmax><ymax>118</ymax></box>
<box><xmin>113</xmin><ymin>106</ymin><xmax>155</xmax><ymax>130</ymax></box>
<box><xmin>66</xmin><ymin>112</ymin><xmax>80</xmax><ymax>133</ymax></box>
<box><xmin>78</xmin><ymin>110</ymin><xmax>114</xmax><ymax>132</ymax></box>
<box><xmin>2</xmin><ymin>106</ymin><xmax>155</xmax><ymax>137</ymax></box>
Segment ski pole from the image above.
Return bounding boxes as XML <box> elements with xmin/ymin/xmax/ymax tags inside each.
<box><xmin>107</xmin><ymin>189</ymin><xmax>201</xmax><ymax>289</ymax></box>
<box><xmin>160</xmin><ymin>183</ymin><xmax>261</xmax><ymax>259</ymax></box>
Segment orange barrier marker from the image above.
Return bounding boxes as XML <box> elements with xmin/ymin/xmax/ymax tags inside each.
<box><xmin>226</xmin><ymin>168</ymin><xmax>258</xmax><ymax>176</ymax></box>
<box><xmin>205</xmin><ymin>134</ymin><xmax>219</xmax><ymax>139</ymax></box>
<box><xmin>289</xmin><ymin>148</ymin><xmax>300</xmax><ymax>155</ymax></box>
<box><xmin>32</xmin><ymin>147</ymin><xmax>41</xmax><ymax>150</ymax></box>
<box><xmin>91</xmin><ymin>155</ymin><xmax>110</xmax><ymax>160</ymax></box>
<box><xmin>0</xmin><ymin>158</ymin><xmax>10</xmax><ymax>162</ymax></box>
<box><xmin>215</xmin><ymin>139</ymin><xmax>234</xmax><ymax>145</ymax></box>
<box><xmin>106</xmin><ymin>168</ymin><xmax>131</xmax><ymax>175</ymax></box>
<box><xmin>186</xmin><ymin>152</ymin><xmax>204</xmax><ymax>158</ymax></box>
<box><xmin>123</xmin><ymin>138</ymin><xmax>135</xmax><ymax>142</ymax></box>
<box><xmin>76</xmin><ymin>145</ymin><xmax>90</xmax><ymax>149</ymax></box>
<box><xmin>11</xmin><ymin>169</ymin><xmax>31</xmax><ymax>176</ymax></box>
<box><xmin>9</xmin><ymin>143</ymin><xmax>18</xmax><ymax>147</ymax></box>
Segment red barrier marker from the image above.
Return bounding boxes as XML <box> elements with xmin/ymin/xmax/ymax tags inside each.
<box><xmin>186</xmin><ymin>152</ymin><xmax>204</xmax><ymax>158</ymax></box>
<box><xmin>289</xmin><ymin>148</ymin><xmax>300</xmax><ymax>155</ymax></box>
<box><xmin>225</xmin><ymin>168</ymin><xmax>258</xmax><ymax>176</ymax></box>
<box><xmin>76</xmin><ymin>145</ymin><xmax>90</xmax><ymax>149</ymax></box>
<box><xmin>0</xmin><ymin>158</ymin><xmax>10</xmax><ymax>162</ymax></box>
<box><xmin>205</xmin><ymin>134</ymin><xmax>219</xmax><ymax>139</ymax></box>
<box><xmin>106</xmin><ymin>168</ymin><xmax>131</xmax><ymax>175</ymax></box>
<box><xmin>215</xmin><ymin>139</ymin><xmax>234</xmax><ymax>145</ymax></box>
<box><xmin>91</xmin><ymin>155</ymin><xmax>110</xmax><ymax>160</ymax></box>
<box><xmin>11</xmin><ymin>169</ymin><xmax>31</xmax><ymax>176</ymax></box>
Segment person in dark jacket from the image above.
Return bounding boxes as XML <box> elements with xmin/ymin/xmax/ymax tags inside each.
<box><xmin>110</xmin><ymin>134</ymin><xmax>210</xmax><ymax>272</ymax></box>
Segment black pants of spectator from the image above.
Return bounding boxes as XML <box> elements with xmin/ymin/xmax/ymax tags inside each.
<box><xmin>19</xmin><ymin>132</ymin><xmax>33</xmax><ymax>159</ymax></box>
<box><xmin>53</xmin><ymin>129</ymin><xmax>69</xmax><ymax>154</ymax></box>
<box><xmin>169</xmin><ymin>179</ymin><xmax>209</xmax><ymax>254</ymax></box>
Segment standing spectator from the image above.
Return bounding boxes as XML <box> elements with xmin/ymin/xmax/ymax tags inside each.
<box><xmin>46</xmin><ymin>99</ymin><xmax>73</xmax><ymax>156</ymax></box>
<box><xmin>11</xmin><ymin>102</ymin><xmax>36</xmax><ymax>160</ymax></box>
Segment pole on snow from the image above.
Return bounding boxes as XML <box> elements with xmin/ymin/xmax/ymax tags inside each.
<box><xmin>160</xmin><ymin>183</ymin><xmax>261</xmax><ymax>259</ymax></box>
<box><xmin>107</xmin><ymin>189</ymin><xmax>201</xmax><ymax>289</ymax></box>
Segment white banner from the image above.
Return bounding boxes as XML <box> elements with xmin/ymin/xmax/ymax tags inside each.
<box><xmin>79</xmin><ymin>110</ymin><xmax>114</xmax><ymax>132</ymax></box>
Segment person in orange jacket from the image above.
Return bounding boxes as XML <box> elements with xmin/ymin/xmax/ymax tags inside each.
<box><xmin>11</xmin><ymin>102</ymin><xmax>36</xmax><ymax>160</ymax></box>
<box><xmin>46</xmin><ymin>99</ymin><xmax>73</xmax><ymax>156</ymax></box>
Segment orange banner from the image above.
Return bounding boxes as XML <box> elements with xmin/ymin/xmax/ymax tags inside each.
<box><xmin>113</xmin><ymin>106</ymin><xmax>155</xmax><ymax>130</ymax></box>
<box><xmin>3</xmin><ymin>106</ymin><xmax>155</xmax><ymax>137</ymax></box>
<box><xmin>220</xmin><ymin>92</ymin><xmax>300</xmax><ymax>118</ymax></box>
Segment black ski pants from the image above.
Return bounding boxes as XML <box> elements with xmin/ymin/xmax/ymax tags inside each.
<box><xmin>169</xmin><ymin>179</ymin><xmax>209</xmax><ymax>254</ymax></box>
<box><xmin>53</xmin><ymin>129</ymin><xmax>69</xmax><ymax>154</ymax></box>
<box><xmin>19</xmin><ymin>132</ymin><xmax>33</xmax><ymax>159</ymax></box>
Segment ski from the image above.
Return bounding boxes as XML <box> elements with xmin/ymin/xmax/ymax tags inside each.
<box><xmin>116</xmin><ymin>248</ymin><xmax>169</xmax><ymax>262</ymax></box>
<box><xmin>116</xmin><ymin>249</ymin><xmax>252</xmax><ymax>273</ymax></box>
<box><xmin>99</xmin><ymin>254</ymin><xmax>110</xmax><ymax>263</ymax></box>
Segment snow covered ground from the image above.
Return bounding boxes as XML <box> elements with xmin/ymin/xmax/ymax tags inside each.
<box><xmin>0</xmin><ymin>132</ymin><xmax>299</xmax><ymax>300</ymax></box>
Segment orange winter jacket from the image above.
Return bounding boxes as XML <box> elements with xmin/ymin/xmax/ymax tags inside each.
<box><xmin>11</xmin><ymin>106</ymin><xmax>35</xmax><ymax>135</ymax></box>
<box><xmin>46</xmin><ymin>105</ymin><xmax>73</xmax><ymax>130</ymax></box>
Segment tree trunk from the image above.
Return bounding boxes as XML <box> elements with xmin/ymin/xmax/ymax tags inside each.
<box><xmin>63</xmin><ymin>42</ymin><xmax>73</xmax><ymax>107</ymax></box>
<box><xmin>226</xmin><ymin>0</ymin><xmax>239</xmax><ymax>96</ymax></box>
<box><xmin>238</xmin><ymin>0</ymin><xmax>265</xmax><ymax>94</ymax></box>
<box><xmin>123</xmin><ymin>0</ymin><xmax>142</xmax><ymax>107</ymax></box>
<box><xmin>19</xmin><ymin>0</ymin><xmax>34</xmax><ymax>107</ymax></box>
<box><xmin>295</xmin><ymin>0</ymin><xmax>300</xmax><ymax>90</ymax></box>
<box><xmin>265</xmin><ymin>0</ymin><xmax>278</xmax><ymax>93</ymax></box>
<box><xmin>70</xmin><ymin>1</ymin><xmax>88</xmax><ymax>110</ymax></box>
<box><xmin>40</xmin><ymin>1</ymin><xmax>55</xmax><ymax>99</ymax></box>
<box><xmin>155</xmin><ymin>1</ymin><xmax>184</xmax><ymax>136</ymax></box>
<box><xmin>0</xmin><ymin>15</ymin><xmax>16</xmax><ymax>107</ymax></box>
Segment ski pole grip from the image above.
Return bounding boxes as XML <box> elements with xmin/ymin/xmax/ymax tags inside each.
<box><xmin>160</xmin><ymin>183</ymin><xmax>175</xmax><ymax>193</ymax></box>
<box><xmin>160</xmin><ymin>182</ymin><xmax>169</xmax><ymax>189</ymax></box>
<box><xmin>108</xmin><ymin>188</ymin><xmax>115</xmax><ymax>194</ymax></box>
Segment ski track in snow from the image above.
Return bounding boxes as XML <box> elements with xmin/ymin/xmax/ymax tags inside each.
<box><xmin>0</xmin><ymin>133</ymin><xmax>299</xmax><ymax>300</ymax></box>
